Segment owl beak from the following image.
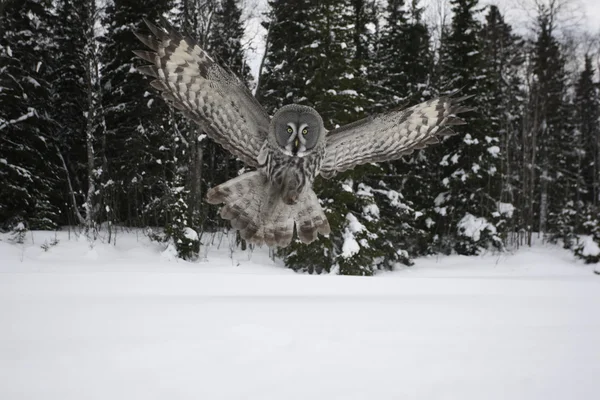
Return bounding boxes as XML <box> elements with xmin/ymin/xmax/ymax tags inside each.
<box><xmin>294</xmin><ymin>138</ymin><xmax>299</xmax><ymax>152</ymax></box>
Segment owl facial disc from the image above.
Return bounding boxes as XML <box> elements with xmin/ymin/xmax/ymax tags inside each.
<box><xmin>272</xmin><ymin>105</ymin><xmax>324</xmax><ymax>157</ymax></box>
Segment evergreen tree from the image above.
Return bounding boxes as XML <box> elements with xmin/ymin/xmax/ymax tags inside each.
<box><xmin>432</xmin><ymin>0</ymin><xmax>503</xmax><ymax>255</ymax></box>
<box><xmin>159</xmin><ymin>0</ymin><xmax>219</xmax><ymax>259</ymax></box>
<box><xmin>374</xmin><ymin>0</ymin><xmax>431</xmax><ymax>110</ymax></box>
<box><xmin>478</xmin><ymin>6</ymin><xmax>524</xmax><ymax>246</ymax></box>
<box><xmin>257</xmin><ymin>0</ymin><xmax>314</xmax><ymax>112</ymax></box>
<box><xmin>571</xmin><ymin>54</ymin><xmax>600</xmax><ymax>257</ymax></box>
<box><xmin>101</xmin><ymin>0</ymin><xmax>173</xmax><ymax>227</ymax></box>
<box><xmin>0</xmin><ymin>0</ymin><xmax>61</xmax><ymax>230</ymax></box>
<box><xmin>370</xmin><ymin>0</ymin><xmax>435</xmax><ymax>258</ymax></box>
<box><xmin>210</xmin><ymin>0</ymin><xmax>252</xmax><ymax>84</ymax></box>
<box><xmin>575</xmin><ymin>55</ymin><xmax>600</xmax><ymax>209</ymax></box>
<box><xmin>527</xmin><ymin>9</ymin><xmax>576</xmax><ymax>245</ymax></box>
<box><xmin>159</xmin><ymin>0</ymin><xmax>252</xmax><ymax>259</ymax></box>
<box><xmin>52</xmin><ymin>0</ymin><xmax>104</xmax><ymax>235</ymax></box>
<box><xmin>262</xmin><ymin>0</ymin><xmax>384</xmax><ymax>274</ymax></box>
<box><xmin>204</xmin><ymin>0</ymin><xmax>253</xmax><ymax>231</ymax></box>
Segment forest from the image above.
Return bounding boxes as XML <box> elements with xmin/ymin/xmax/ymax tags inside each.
<box><xmin>1</xmin><ymin>0</ymin><xmax>599</xmax><ymax>274</ymax></box>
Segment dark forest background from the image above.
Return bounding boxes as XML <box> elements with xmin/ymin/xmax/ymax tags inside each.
<box><xmin>1</xmin><ymin>0</ymin><xmax>599</xmax><ymax>273</ymax></box>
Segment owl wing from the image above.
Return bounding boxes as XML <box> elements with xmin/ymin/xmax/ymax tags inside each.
<box><xmin>320</xmin><ymin>96</ymin><xmax>473</xmax><ymax>178</ymax></box>
<box><xmin>133</xmin><ymin>18</ymin><xmax>270</xmax><ymax>168</ymax></box>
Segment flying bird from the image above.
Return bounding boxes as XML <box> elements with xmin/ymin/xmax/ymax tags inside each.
<box><xmin>134</xmin><ymin>19</ymin><xmax>471</xmax><ymax>248</ymax></box>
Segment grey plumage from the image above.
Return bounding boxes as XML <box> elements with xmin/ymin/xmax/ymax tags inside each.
<box><xmin>134</xmin><ymin>19</ymin><xmax>472</xmax><ymax>248</ymax></box>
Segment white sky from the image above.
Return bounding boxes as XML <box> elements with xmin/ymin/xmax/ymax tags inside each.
<box><xmin>242</xmin><ymin>0</ymin><xmax>600</xmax><ymax>84</ymax></box>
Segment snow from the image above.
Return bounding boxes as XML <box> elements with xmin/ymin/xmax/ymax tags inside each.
<box><xmin>434</xmin><ymin>192</ymin><xmax>449</xmax><ymax>206</ymax></box>
<box><xmin>580</xmin><ymin>236</ymin><xmax>600</xmax><ymax>257</ymax></box>
<box><xmin>463</xmin><ymin>134</ymin><xmax>479</xmax><ymax>145</ymax></box>
<box><xmin>385</xmin><ymin>189</ymin><xmax>407</xmax><ymax>209</ymax></box>
<box><xmin>340</xmin><ymin>89</ymin><xmax>358</xmax><ymax>96</ymax></box>
<box><xmin>1</xmin><ymin>229</ymin><xmax>599</xmax><ymax>400</ymax></box>
<box><xmin>26</xmin><ymin>77</ymin><xmax>41</xmax><ymax>87</ymax></box>
<box><xmin>341</xmin><ymin>213</ymin><xmax>365</xmax><ymax>258</ymax></box>
<box><xmin>183</xmin><ymin>227</ymin><xmax>198</xmax><ymax>241</ymax></box>
<box><xmin>497</xmin><ymin>202</ymin><xmax>516</xmax><ymax>218</ymax></box>
<box><xmin>0</xmin><ymin>108</ymin><xmax>36</xmax><ymax>131</ymax></box>
<box><xmin>363</xmin><ymin>203</ymin><xmax>380</xmax><ymax>221</ymax></box>
<box><xmin>457</xmin><ymin>213</ymin><xmax>496</xmax><ymax>241</ymax></box>
<box><xmin>341</xmin><ymin>181</ymin><xmax>353</xmax><ymax>192</ymax></box>
<box><xmin>345</xmin><ymin>213</ymin><xmax>365</xmax><ymax>233</ymax></box>
<box><xmin>487</xmin><ymin>146</ymin><xmax>501</xmax><ymax>157</ymax></box>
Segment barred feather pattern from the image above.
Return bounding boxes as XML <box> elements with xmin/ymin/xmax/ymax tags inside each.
<box><xmin>206</xmin><ymin>171</ymin><xmax>330</xmax><ymax>247</ymax></box>
<box><xmin>133</xmin><ymin>18</ymin><xmax>269</xmax><ymax>168</ymax></box>
<box><xmin>321</xmin><ymin>95</ymin><xmax>472</xmax><ymax>178</ymax></box>
<box><xmin>135</xmin><ymin>20</ymin><xmax>473</xmax><ymax>248</ymax></box>
<box><xmin>262</xmin><ymin>142</ymin><xmax>325</xmax><ymax>205</ymax></box>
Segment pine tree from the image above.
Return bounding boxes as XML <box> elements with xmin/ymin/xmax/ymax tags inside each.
<box><xmin>210</xmin><ymin>0</ymin><xmax>251</xmax><ymax>84</ymax></box>
<box><xmin>369</xmin><ymin>0</ymin><xmax>435</xmax><ymax>259</ymax></box>
<box><xmin>0</xmin><ymin>0</ymin><xmax>61</xmax><ymax>230</ymax></box>
<box><xmin>52</xmin><ymin>0</ymin><xmax>105</xmax><ymax>235</ymax></box>
<box><xmin>157</xmin><ymin>0</ymin><xmax>219</xmax><ymax>258</ymax></box>
<box><xmin>575</xmin><ymin>55</ymin><xmax>600</xmax><ymax>209</ymax></box>
<box><xmin>431</xmin><ymin>0</ymin><xmax>503</xmax><ymax>255</ymax></box>
<box><xmin>158</xmin><ymin>0</ymin><xmax>253</xmax><ymax>259</ymax></box>
<box><xmin>261</xmin><ymin>0</ymin><xmax>384</xmax><ymax>274</ymax></box>
<box><xmin>572</xmin><ymin>54</ymin><xmax>600</xmax><ymax>258</ymax></box>
<box><xmin>526</xmin><ymin>9</ymin><xmax>576</xmax><ymax>246</ymax></box>
<box><xmin>257</xmin><ymin>0</ymin><xmax>315</xmax><ymax>112</ymax></box>
<box><xmin>101</xmin><ymin>0</ymin><xmax>173</xmax><ymax>227</ymax></box>
<box><xmin>478</xmin><ymin>6</ymin><xmax>525</xmax><ymax>246</ymax></box>
<box><xmin>204</xmin><ymin>0</ymin><xmax>253</xmax><ymax>231</ymax></box>
<box><xmin>374</xmin><ymin>0</ymin><xmax>431</xmax><ymax>109</ymax></box>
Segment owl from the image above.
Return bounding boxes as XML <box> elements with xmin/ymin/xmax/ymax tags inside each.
<box><xmin>134</xmin><ymin>19</ymin><xmax>472</xmax><ymax>248</ymax></box>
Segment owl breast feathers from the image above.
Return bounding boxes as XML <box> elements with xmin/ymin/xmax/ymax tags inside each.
<box><xmin>134</xmin><ymin>18</ymin><xmax>473</xmax><ymax>248</ymax></box>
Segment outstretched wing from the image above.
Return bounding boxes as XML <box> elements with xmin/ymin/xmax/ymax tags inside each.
<box><xmin>134</xmin><ymin>18</ymin><xmax>270</xmax><ymax>167</ymax></box>
<box><xmin>320</xmin><ymin>96</ymin><xmax>473</xmax><ymax>178</ymax></box>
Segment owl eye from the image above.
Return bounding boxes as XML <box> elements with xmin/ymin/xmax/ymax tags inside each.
<box><xmin>302</xmin><ymin>128</ymin><xmax>308</xmax><ymax>135</ymax></box>
<box><xmin>287</xmin><ymin>127</ymin><xmax>293</xmax><ymax>134</ymax></box>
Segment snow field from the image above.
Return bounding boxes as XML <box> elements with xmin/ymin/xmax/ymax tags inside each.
<box><xmin>1</xmin><ymin>230</ymin><xmax>599</xmax><ymax>400</ymax></box>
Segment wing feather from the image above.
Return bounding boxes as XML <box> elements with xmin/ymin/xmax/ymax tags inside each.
<box><xmin>320</xmin><ymin>95</ymin><xmax>473</xmax><ymax>178</ymax></box>
<box><xmin>134</xmin><ymin>19</ymin><xmax>270</xmax><ymax>167</ymax></box>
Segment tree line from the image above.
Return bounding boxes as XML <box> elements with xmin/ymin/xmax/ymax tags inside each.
<box><xmin>1</xmin><ymin>0</ymin><xmax>599</xmax><ymax>272</ymax></box>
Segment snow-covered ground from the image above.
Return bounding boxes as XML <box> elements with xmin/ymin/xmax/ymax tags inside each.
<box><xmin>1</xmin><ymin>229</ymin><xmax>599</xmax><ymax>400</ymax></box>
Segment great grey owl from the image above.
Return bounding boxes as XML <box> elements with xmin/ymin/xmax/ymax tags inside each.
<box><xmin>134</xmin><ymin>19</ymin><xmax>471</xmax><ymax>248</ymax></box>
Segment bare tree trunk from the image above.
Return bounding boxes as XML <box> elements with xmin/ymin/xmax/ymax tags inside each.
<box><xmin>187</xmin><ymin>128</ymin><xmax>204</xmax><ymax>228</ymax></box>
<box><xmin>181</xmin><ymin>0</ymin><xmax>216</xmax><ymax>238</ymax></box>
<box><xmin>593</xmin><ymin>129</ymin><xmax>600</xmax><ymax>208</ymax></box>
<box><xmin>84</xmin><ymin>44</ymin><xmax>97</xmax><ymax>235</ymax></box>
<box><xmin>528</xmin><ymin>93</ymin><xmax>539</xmax><ymax>246</ymax></box>
<box><xmin>539</xmin><ymin>173</ymin><xmax>547</xmax><ymax>234</ymax></box>
<box><xmin>56</xmin><ymin>147</ymin><xmax>86</xmax><ymax>226</ymax></box>
<box><xmin>82</xmin><ymin>0</ymin><xmax>102</xmax><ymax>237</ymax></box>
<box><xmin>254</xmin><ymin>16</ymin><xmax>273</xmax><ymax>99</ymax></box>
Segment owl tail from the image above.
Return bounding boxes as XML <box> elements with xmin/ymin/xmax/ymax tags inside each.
<box><xmin>206</xmin><ymin>171</ymin><xmax>330</xmax><ymax>247</ymax></box>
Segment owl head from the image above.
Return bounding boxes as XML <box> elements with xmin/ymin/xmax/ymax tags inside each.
<box><xmin>269</xmin><ymin>104</ymin><xmax>325</xmax><ymax>157</ymax></box>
